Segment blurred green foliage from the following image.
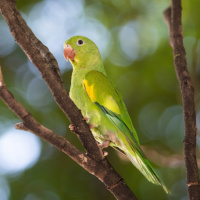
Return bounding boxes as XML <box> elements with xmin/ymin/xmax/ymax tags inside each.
<box><xmin>0</xmin><ymin>0</ymin><xmax>200</xmax><ymax>199</ymax></box>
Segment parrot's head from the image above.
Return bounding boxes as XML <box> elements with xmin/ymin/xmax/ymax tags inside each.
<box><xmin>63</xmin><ymin>36</ymin><xmax>101</xmax><ymax>67</ymax></box>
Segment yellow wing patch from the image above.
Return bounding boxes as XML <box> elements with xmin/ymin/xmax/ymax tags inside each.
<box><xmin>83</xmin><ymin>76</ymin><xmax>120</xmax><ymax>114</ymax></box>
<box><xmin>83</xmin><ymin>79</ymin><xmax>96</xmax><ymax>102</ymax></box>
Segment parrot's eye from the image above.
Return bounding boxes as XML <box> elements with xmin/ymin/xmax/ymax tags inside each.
<box><xmin>77</xmin><ymin>39</ymin><xmax>84</xmax><ymax>46</ymax></box>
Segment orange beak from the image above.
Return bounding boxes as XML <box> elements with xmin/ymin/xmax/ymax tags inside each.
<box><xmin>63</xmin><ymin>44</ymin><xmax>76</xmax><ymax>61</ymax></box>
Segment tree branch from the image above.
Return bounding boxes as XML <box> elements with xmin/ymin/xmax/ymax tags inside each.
<box><xmin>0</xmin><ymin>0</ymin><xmax>103</xmax><ymax>161</ymax></box>
<box><xmin>0</xmin><ymin>65</ymin><xmax>137</xmax><ymax>200</ymax></box>
<box><xmin>163</xmin><ymin>1</ymin><xmax>200</xmax><ymax>199</ymax></box>
<box><xmin>0</xmin><ymin>1</ymin><xmax>137</xmax><ymax>199</ymax></box>
<box><xmin>1</xmin><ymin>66</ymin><xmax>136</xmax><ymax>200</ymax></box>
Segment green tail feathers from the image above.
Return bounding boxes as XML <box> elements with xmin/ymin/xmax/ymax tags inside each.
<box><xmin>126</xmin><ymin>149</ymin><xmax>170</xmax><ymax>194</ymax></box>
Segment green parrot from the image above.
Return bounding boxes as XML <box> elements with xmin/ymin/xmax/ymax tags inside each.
<box><xmin>63</xmin><ymin>35</ymin><xmax>169</xmax><ymax>193</ymax></box>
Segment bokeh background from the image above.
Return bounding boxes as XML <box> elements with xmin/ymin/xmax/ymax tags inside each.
<box><xmin>0</xmin><ymin>0</ymin><xmax>200</xmax><ymax>199</ymax></box>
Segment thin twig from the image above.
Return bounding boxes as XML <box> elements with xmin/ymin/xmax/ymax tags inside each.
<box><xmin>163</xmin><ymin>1</ymin><xmax>200</xmax><ymax>199</ymax></box>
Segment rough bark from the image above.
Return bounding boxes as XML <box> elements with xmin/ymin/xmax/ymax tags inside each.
<box><xmin>164</xmin><ymin>1</ymin><xmax>200</xmax><ymax>199</ymax></box>
<box><xmin>0</xmin><ymin>0</ymin><xmax>137</xmax><ymax>199</ymax></box>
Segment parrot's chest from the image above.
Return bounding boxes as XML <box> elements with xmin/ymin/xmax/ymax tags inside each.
<box><xmin>69</xmin><ymin>84</ymin><xmax>100</xmax><ymax>120</ymax></box>
<box><xmin>69</xmin><ymin>84</ymin><xmax>119</xmax><ymax>143</ymax></box>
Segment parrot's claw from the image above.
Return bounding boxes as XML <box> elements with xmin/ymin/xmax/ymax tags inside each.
<box><xmin>103</xmin><ymin>151</ymin><xmax>108</xmax><ymax>157</ymax></box>
<box><xmin>83</xmin><ymin>117</ymin><xmax>89</xmax><ymax>121</ymax></box>
<box><xmin>89</xmin><ymin>124</ymin><xmax>98</xmax><ymax>129</ymax></box>
<box><xmin>69</xmin><ymin>124</ymin><xmax>75</xmax><ymax>131</ymax></box>
<box><xmin>98</xmin><ymin>140</ymin><xmax>110</xmax><ymax>149</ymax></box>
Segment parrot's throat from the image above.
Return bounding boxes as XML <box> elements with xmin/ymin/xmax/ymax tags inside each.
<box><xmin>71</xmin><ymin>61</ymin><xmax>106</xmax><ymax>87</ymax></box>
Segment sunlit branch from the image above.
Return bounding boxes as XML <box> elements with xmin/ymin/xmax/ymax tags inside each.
<box><xmin>163</xmin><ymin>1</ymin><xmax>200</xmax><ymax>199</ymax></box>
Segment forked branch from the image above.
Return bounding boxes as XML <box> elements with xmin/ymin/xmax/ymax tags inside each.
<box><xmin>0</xmin><ymin>0</ymin><xmax>137</xmax><ymax>199</ymax></box>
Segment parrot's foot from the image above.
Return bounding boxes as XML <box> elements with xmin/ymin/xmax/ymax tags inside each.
<box><xmin>98</xmin><ymin>140</ymin><xmax>110</xmax><ymax>149</ymax></box>
<box><xmin>69</xmin><ymin>124</ymin><xmax>75</xmax><ymax>131</ymax></box>
<box><xmin>83</xmin><ymin>117</ymin><xmax>89</xmax><ymax>121</ymax></box>
<box><xmin>103</xmin><ymin>151</ymin><xmax>108</xmax><ymax>157</ymax></box>
<box><xmin>89</xmin><ymin>124</ymin><xmax>98</xmax><ymax>129</ymax></box>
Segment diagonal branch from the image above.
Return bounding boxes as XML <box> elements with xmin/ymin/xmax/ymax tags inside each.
<box><xmin>163</xmin><ymin>1</ymin><xmax>200</xmax><ymax>199</ymax></box>
<box><xmin>0</xmin><ymin>0</ymin><xmax>103</xmax><ymax>161</ymax></box>
<box><xmin>0</xmin><ymin>66</ymin><xmax>137</xmax><ymax>200</ymax></box>
<box><xmin>0</xmin><ymin>0</ymin><xmax>137</xmax><ymax>199</ymax></box>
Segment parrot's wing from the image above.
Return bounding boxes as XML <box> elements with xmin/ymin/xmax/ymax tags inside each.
<box><xmin>83</xmin><ymin>70</ymin><xmax>169</xmax><ymax>193</ymax></box>
<box><xmin>83</xmin><ymin>70</ymin><xmax>140</xmax><ymax>146</ymax></box>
